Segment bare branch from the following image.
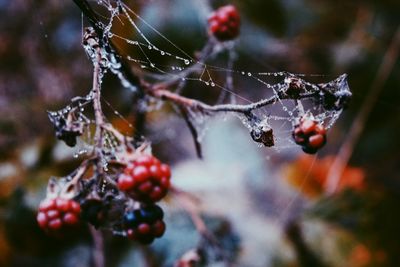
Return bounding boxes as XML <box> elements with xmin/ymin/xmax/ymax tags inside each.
<box><xmin>178</xmin><ymin>105</ymin><xmax>203</xmax><ymax>159</ymax></box>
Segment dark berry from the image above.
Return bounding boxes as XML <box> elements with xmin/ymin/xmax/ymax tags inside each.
<box><xmin>37</xmin><ymin>197</ymin><xmax>81</xmax><ymax>234</ymax></box>
<box><xmin>123</xmin><ymin>211</ymin><xmax>140</xmax><ymax>227</ymax></box>
<box><xmin>123</xmin><ymin>205</ymin><xmax>166</xmax><ymax>245</ymax></box>
<box><xmin>140</xmin><ymin>204</ymin><xmax>164</xmax><ymax>223</ymax></box>
<box><xmin>47</xmin><ymin>112</ymin><xmax>84</xmax><ymax>147</ymax></box>
<box><xmin>250</xmin><ymin>126</ymin><xmax>274</xmax><ymax>147</ymax></box>
<box><xmin>118</xmin><ymin>155</ymin><xmax>171</xmax><ymax>203</ymax></box>
<box><xmin>208</xmin><ymin>5</ymin><xmax>240</xmax><ymax>42</ymax></box>
<box><xmin>80</xmin><ymin>199</ymin><xmax>108</xmax><ymax>228</ymax></box>
<box><xmin>283</xmin><ymin>76</ymin><xmax>305</xmax><ymax>98</ymax></box>
<box><xmin>292</xmin><ymin>118</ymin><xmax>327</xmax><ymax>154</ymax></box>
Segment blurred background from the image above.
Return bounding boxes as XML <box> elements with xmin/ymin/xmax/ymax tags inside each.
<box><xmin>0</xmin><ymin>0</ymin><xmax>399</xmax><ymax>266</ymax></box>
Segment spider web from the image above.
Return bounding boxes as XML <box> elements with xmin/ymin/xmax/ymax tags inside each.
<box><xmin>69</xmin><ymin>1</ymin><xmax>355</xmax><ymax>261</ymax></box>
<box><xmin>85</xmin><ymin>0</ymin><xmax>350</xmax><ymax>155</ymax></box>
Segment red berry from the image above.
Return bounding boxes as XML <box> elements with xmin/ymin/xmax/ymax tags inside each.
<box><xmin>56</xmin><ymin>198</ymin><xmax>71</xmax><ymax>212</ymax></box>
<box><xmin>160</xmin><ymin>164</ymin><xmax>171</xmax><ymax>178</ymax></box>
<box><xmin>137</xmin><ymin>223</ymin><xmax>151</xmax><ymax>235</ymax></box>
<box><xmin>152</xmin><ymin>220</ymin><xmax>166</xmax><ymax>237</ymax></box>
<box><xmin>139</xmin><ymin>181</ymin><xmax>153</xmax><ymax>193</ymax></box>
<box><xmin>37</xmin><ymin>197</ymin><xmax>81</xmax><ymax>234</ymax></box>
<box><xmin>126</xmin><ymin>229</ymin><xmax>137</xmax><ymax>240</ymax></box>
<box><xmin>118</xmin><ymin>155</ymin><xmax>171</xmax><ymax>203</ymax></box>
<box><xmin>48</xmin><ymin>218</ymin><xmax>63</xmax><ymax>230</ymax></box>
<box><xmin>208</xmin><ymin>5</ymin><xmax>240</xmax><ymax>41</ymax></box>
<box><xmin>63</xmin><ymin>212</ymin><xmax>79</xmax><ymax>225</ymax></box>
<box><xmin>47</xmin><ymin>210</ymin><xmax>60</xmax><ymax>220</ymax></box>
<box><xmin>70</xmin><ymin>201</ymin><xmax>81</xmax><ymax>214</ymax></box>
<box><xmin>300</xmin><ymin>120</ymin><xmax>316</xmax><ymax>135</ymax></box>
<box><xmin>37</xmin><ymin>212</ymin><xmax>47</xmax><ymax>228</ymax></box>
<box><xmin>39</xmin><ymin>198</ymin><xmax>55</xmax><ymax>211</ymax></box>
<box><xmin>309</xmin><ymin>134</ymin><xmax>325</xmax><ymax>149</ymax></box>
<box><xmin>293</xmin><ymin>118</ymin><xmax>327</xmax><ymax>154</ymax></box>
<box><xmin>150</xmin><ymin>186</ymin><xmax>164</xmax><ymax>201</ymax></box>
<box><xmin>118</xmin><ymin>174</ymin><xmax>135</xmax><ymax>191</ymax></box>
<box><xmin>133</xmin><ymin>166</ymin><xmax>150</xmax><ymax>183</ymax></box>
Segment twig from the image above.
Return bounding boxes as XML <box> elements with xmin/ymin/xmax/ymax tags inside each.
<box><xmin>91</xmin><ymin>46</ymin><xmax>107</xmax><ymax>177</ymax></box>
<box><xmin>90</xmin><ymin>226</ymin><xmax>105</xmax><ymax>267</ymax></box>
<box><xmin>148</xmin><ymin>83</ymin><xmax>316</xmax><ymax>114</ymax></box>
<box><xmin>178</xmin><ymin>105</ymin><xmax>203</xmax><ymax>159</ymax></box>
<box><xmin>325</xmin><ymin>26</ymin><xmax>400</xmax><ymax>195</ymax></box>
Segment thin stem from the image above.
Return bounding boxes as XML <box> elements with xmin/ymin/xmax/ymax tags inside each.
<box><xmin>92</xmin><ymin>48</ymin><xmax>106</xmax><ymax>175</ymax></box>
<box><xmin>178</xmin><ymin>106</ymin><xmax>203</xmax><ymax>159</ymax></box>
<box><xmin>90</xmin><ymin>226</ymin><xmax>105</xmax><ymax>267</ymax></box>
<box><xmin>148</xmin><ymin>84</ymin><xmax>316</xmax><ymax>115</ymax></box>
<box><xmin>325</xmin><ymin>26</ymin><xmax>400</xmax><ymax>195</ymax></box>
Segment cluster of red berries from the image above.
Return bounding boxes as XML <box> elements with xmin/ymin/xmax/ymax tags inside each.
<box><xmin>118</xmin><ymin>154</ymin><xmax>171</xmax><ymax>203</ymax></box>
<box><xmin>208</xmin><ymin>5</ymin><xmax>240</xmax><ymax>42</ymax></box>
<box><xmin>37</xmin><ymin>197</ymin><xmax>81</xmax><ymax>233</ymax></box>
<box><xmin>123</xmin><ymin>204</ymin><xmax>166</xmax><ymax>244</ymax></box>
<box><xmin>293</xmin><ymin>118</ymin><xmax>327</xmax><ymax>154</ymax></box>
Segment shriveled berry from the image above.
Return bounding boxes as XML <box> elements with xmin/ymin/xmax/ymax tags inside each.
<box><xmin>118</xmin><ymin>154</ymin><xmax>172</xmax><ymax>203</ymax></box>
<box><xmin>284</xmin><ymin>76</ymin><xmax>305</xmax><ymax>98</ymax></box>
<box><xmin>80</xmin><ymin>198</ymin><xmax>107</xmax><ymax>228</ymax></box>
<box><xmin>37</xmin><ymin>197</ymin><xmax>81</xmax><ymax>234</ymax></box>
<box><xmin>208</xmin><ymin>5</ymin><xmax>240</xmax><ymax>41</ymax></box>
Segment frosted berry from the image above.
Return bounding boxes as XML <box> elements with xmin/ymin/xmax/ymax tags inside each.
<box><xmin>118</xmin><ymin>155</ymin><xmax>171</xmax><ymax>203</ymax></box>
<box><xmin>293</xmin><ymin>118</ymin><xmax>326</xmax><ymax>154</ymax></box>
<box><xmin>37</xmin><ymin>197</ymin><xmax>81</xmax><ymax>233</ymax></box>
<box><xmin>123</xmin><ymin>205</ymin><xmax>166</xmax><ymax>245</ymax></box>
<box><xmin>208</xmin><ymin>5</ymin><xmax>240</xmax><ymax>41</ymax></box>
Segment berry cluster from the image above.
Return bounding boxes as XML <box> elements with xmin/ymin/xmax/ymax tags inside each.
<box><xmin>293</xmin><ymin>119</ymin><xmax>327</xmax><ymax>154</ymax></box>
<box><xmin>37</xmin><ymin>197</ymin><xmax>81</xmax><ymax>233</ymax></box>
<box><xmin>123</xmin><ymin>205</ymin><xmax>166</xmax><ymax>244</ymax></box>
<box><xmin>208</xmin><ymin>5</ymin><xmax>240</xmax><ymax>42</ymax></box>
<box><xmin>118</xmin><ymin>155</ymin><xmax>171</xmax><ymax>203</ymax></box>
